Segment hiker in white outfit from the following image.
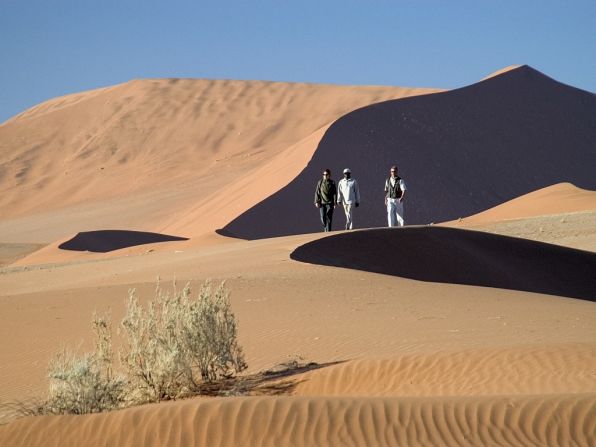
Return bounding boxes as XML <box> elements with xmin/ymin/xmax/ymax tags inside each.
<box><xmin>337</xmin><ymin>168</ymin><xmax>360</xmax><ymax>230</ymax></box>
<box><xmin>384</xmin><ymin>165</ymin><xmax>407</xmax><ymax>227</ymax></box>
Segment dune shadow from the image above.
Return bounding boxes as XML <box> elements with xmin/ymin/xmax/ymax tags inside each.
<box><xmin>223</xmin><ymin>66</ymin><xmax>596</xmax><ymax>240</ymax></box>
<box><xmin>290</xmin><ymin>227</ymin><xmax>596</xmax><ymax>302</ymax></box>
<box><xmin>58</xmin><ymin>230</ymin><xmax>189</xmax><ymax>253</ymax></box>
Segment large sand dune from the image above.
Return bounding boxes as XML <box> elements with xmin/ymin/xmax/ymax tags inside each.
<box><xmin>1</xmin><ymin>68</ymin><xmax>595</xmax><ymax>446</ymax></box>
<box><xmin>224</xmin><ymin>65</ymin><xmax>596</xmax><ymax>239</ymax></box>
<box><xmin>0</xmin><ymin>79</ymin><xmax>438</xmax><ymax>247</ymax></box>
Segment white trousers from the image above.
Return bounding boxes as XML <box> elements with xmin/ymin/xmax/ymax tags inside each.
<box><xmin>342</xmin><ymin>203</ymin><xmax>354</xmax><ymax>230</ymax></box>
<box><xmin>387</xmin><ymin>198</ymin><xmax>404</xmax><ymax>227</ymax></box>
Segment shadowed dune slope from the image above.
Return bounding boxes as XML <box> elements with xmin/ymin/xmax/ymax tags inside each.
<box><xmin>224</xmin><ymin>65</ymin><xmax>596</xmax><ymax>239</ymax></box>
<box><xmin>58</xmin><ymin>230</ymin><xmax>188</xmax><ymax>252</ymax></box>
<box><xmin>290</xmin><ymin>226</ymin><xmax>596</xmax><ymax>301</ymax></box>
<box><xmin>1</xmin><ymin>394</ymin><xmax>594</xmax><ymax>447</ymax></box>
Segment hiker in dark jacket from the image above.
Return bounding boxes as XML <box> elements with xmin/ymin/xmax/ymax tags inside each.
<box><xmin>314</xmin><ymin>169</ymin><xmax>337</xmax><ymax>232</ymax></box>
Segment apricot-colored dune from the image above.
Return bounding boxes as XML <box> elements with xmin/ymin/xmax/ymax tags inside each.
<box><xmin>450</xmin><ymin>182</ymin><xmax>596</xmax><ymax>224</ymax></box>
<box><xmin>1</xmin><ymin>67</ymin><xmax>595</xmax><ymax>446</ymax></box>
<box><xmin>446</xmin><ymin>182</ymin><xmax>596</xmax><ymax>253</ymax></box>
<box><xmin>0</xmin><ymin>79</ymin><xmax>439</xmax><ymax>245</ymax></box>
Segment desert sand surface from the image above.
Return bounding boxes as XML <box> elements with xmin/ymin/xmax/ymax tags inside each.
<box><xmin>1</xmin><ymin>67</ymin><xmax>595</xmax><ymax>446</ymax></box>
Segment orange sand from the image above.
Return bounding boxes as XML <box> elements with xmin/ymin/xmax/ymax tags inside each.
<box><xmin>1</xmin><ymin>68</ymin><xmax>595</xmax><ymax>446</ymax></box>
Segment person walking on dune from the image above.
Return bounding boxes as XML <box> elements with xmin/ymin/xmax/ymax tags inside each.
<box><xmin>385</xmin><ymin>165</ymin><xmax>407</xmax><ymax>227</ymax></box>
<box><xmin>314</xmin><ymin>169</ymin><xmax>337</xmax><ymax>232</ymax></box>
<box><xmin>337</xmin><ymin>168</ymin><xmax>360</xmax><ymax>230</ymax></box>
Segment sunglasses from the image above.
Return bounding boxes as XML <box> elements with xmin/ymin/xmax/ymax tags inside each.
<box><xmin>322</xmin><ymin>173</ymin><xmax>329</xmax><ymax>176</ymax></box>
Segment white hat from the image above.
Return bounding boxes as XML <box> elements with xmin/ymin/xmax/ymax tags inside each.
<box><xmin>343</xmin><ymin>168</ymin><xmax>351</xmax><ymax>174</ymax></box>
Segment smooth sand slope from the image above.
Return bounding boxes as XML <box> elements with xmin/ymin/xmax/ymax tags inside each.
<box><xmin>446</xmin><ymin>182</ymin><xmax>596</xmax><ymax>252</ymax></box>
<box><xmin>1</xmin><ymin>68</ymin><xmax>595</xmax><ymax>446</ymax></box>
<box><xmin>224</xmin><ymin>65</ymin><xmax>596</xmax><ymax>239</ymax></box>
<box><xmin>0</xmin><ymin>78</ymin><xmax>439</xmax><ymax>249</ymax></box>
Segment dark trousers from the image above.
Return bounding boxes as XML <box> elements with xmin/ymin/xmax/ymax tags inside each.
<box><xmin>319</xmin><ymin>203</ymin><xmax>334</xmax><ymax>232</ymax></box>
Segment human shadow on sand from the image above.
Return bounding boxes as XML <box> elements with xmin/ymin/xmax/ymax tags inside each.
<box><xmin>290</xmin><ymin>227</ymin><xmax>596</xmax><ymax>302</ymax></box>
<box><xmin>58</xmin><ymin>230</ymin><xmax>189</xmax><ymax>253</ymax></box>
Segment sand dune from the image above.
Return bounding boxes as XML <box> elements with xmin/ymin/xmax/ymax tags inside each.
<box><xmin>2</xmin><ymin>346</ymin><xmax>595</xmax><ymax>446</ymax></box>
<box><xmin>291</xmin><ymin>225</ymin><xmax>596</xmax><ymax>301</ymax></box>
<box><xmin>1</xmin><ymin>67</ymin><xmax>596</xmax><ymax>446</ymax></box>
<box><xmin>445</xmin><ymin>182</ymin><xmax>596</xmax><ymax>252</ymax></box>
<box><xmin>224</xmin><ymin>65</ymin><xmax>596</xmax><ymax>239</ymax></box>
<box><xmin>2</xmin><ymin>216</ymin><xmax>595</xmax><ymax>402</ymax></box>
<box><xmin>450</xmin><ymin>182</ymin><xmax>596</xmax><ymax>225</ymax></box>
<box><xmin>0</xmin><ymin>79</ymin><xmax>439</xmax><ymax>247</ymax></box>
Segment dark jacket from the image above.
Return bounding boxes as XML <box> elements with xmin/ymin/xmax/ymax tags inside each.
<box><xmin>314</xmin><ymin>179</ymin><xmax>337</xmax><ymax>205</ymax></box>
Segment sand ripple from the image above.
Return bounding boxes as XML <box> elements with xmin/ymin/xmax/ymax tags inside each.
<box><xmin>1</xmin><ymin>394</ymin><xmax>594</xmax><ymax>446</ymax></box>
<box><xmin>2</xmin><ymin>344</ymin><xmax>595</xmax><ymax>446</ymax></box>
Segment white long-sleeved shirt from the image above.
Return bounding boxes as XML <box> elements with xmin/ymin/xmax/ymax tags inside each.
<box><xmin>337</xmin><ymin>178</ymin><xmax>360</xmax><ymax>205</ymax></box>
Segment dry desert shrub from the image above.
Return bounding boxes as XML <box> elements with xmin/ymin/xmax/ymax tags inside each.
<box><xmin>37</xmin><ymin>280</ymin><xmax>246</xmax><ymax>414</ymax></box>
<box><xmin>120</xmin><ymin>280</ymin><xmax>247</xmax><ymax>403</ymax></box>
<box><xmin>44</xmin><ymin>312</ymin><xmax>126</xmax><ymax>414</ymax></box>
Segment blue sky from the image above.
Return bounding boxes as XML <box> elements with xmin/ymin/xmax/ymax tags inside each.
<box><xmin>1</xmin><ymin>0</ymin><xmax>595</xmax><ymax>123</ymax></box>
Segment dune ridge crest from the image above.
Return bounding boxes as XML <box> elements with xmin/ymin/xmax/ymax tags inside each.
<box><xmin>481</xmin><ymin>64</ymin><xmax>523</xmax><ymax>80</ymax></box>
<box><xmin>450</xmin><ymin>182</ymin><xmax>596</xmax><ymax>224</ymax></box>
